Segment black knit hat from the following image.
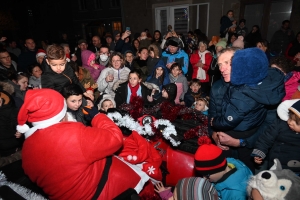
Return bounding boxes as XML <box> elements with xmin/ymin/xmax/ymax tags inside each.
<box><xmin>163</xmin><ymin>83</ymin><xmax>177</xmax><ymax>102</ymax></box>
<box><xmin>289</xmin><ymin>100</ymin><xmax>300</xmax><ymax>118</ymax></box>
<box><xmin>166</xmin><ymin>37</ymin><xmax>183</xmax><ymax>48</ymax></box>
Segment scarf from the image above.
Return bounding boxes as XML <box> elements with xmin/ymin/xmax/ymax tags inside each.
<box><xmin>129</xmin><ymin>83</ymin><xmax>140</xmax><ymax>103</ymax></box>
<box><xmin>198</xmin><ymin>50</ymin><xmax>209</xmax><ymax>64</ymax></box>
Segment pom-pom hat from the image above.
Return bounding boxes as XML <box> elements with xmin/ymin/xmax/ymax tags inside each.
<box><xmin>194</xmin><ymin>136</ymin><xmax>227</xmax><ymax>176</ymax></box>
<box><xmin>16</xmin><ymin>89</ymin><xmax>67</xmax><ymax>138</ymax></box>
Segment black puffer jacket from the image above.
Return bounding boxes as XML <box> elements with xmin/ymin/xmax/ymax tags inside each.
<box><xmin>41</xmin><ymin>60</ymin><xmax>85</xmax><ymax>94</ymax></box>
<box><xmin>0</xmin><ymin>90</ymin><xmax>22</xmax><ymax>156</ymax></box>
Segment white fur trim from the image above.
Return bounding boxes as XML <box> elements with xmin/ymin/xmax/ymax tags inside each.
<box><xmin>277</xmin><ymin>99</ymin><xmax>299</xmax><ymax>121</ymax></box>
<box><xmin>204</xmin><ymin>105</ymin><xmax>209</xmax><ymax>111</ymax></box>
<box><xmin>133</xmin><ymin>155</ymin><xmax>137</xmax><ymax>161</ymax></box>
<box><xmin>16</xmin><ymin>124</ymin><xmax>30</xmax><ymax>133</ymax></box>
<box><xmin>24</xmin><ymin>100</ymin><xmax>67</xmax><ymax>139</ymax></box>
<box><xmin>127</xmin><ymin>155</ymin><xmax>132</xmax><ymax>161</ymax></box>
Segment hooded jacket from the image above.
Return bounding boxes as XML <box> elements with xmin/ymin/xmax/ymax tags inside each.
<box><xmin>146</xmin><ymin>59</ymin><xmax>170</xmax><ymax>91</ymax></box>
<box><xmin>81</xmin><ymin>50</ymin><xmax>104</xmax><ymax>82</ymax></box>
<box><xmin>161</xmin><ymin>48</ymin><xmax>189</xmax><ymax>75</ymax></box>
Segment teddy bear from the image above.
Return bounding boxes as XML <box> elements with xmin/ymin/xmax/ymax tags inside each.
<box><xmin>247</xmin><ymin>158</ymin><xmax>300</xmax><ymax>200</ymax></box>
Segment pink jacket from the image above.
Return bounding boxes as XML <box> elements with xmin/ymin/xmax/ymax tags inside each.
<box><xmin>283</xmin><ymin>71</ymin><xmax>300</xmax><ymax>101</ymax></box>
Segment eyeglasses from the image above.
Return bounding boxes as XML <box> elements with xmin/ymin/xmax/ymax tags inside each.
<box><xmin>112</xmin><ymin>60</ymin><xmax>121</xmax><ymax>63</ymax></box>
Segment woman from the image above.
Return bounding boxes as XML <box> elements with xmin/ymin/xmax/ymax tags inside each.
<box><xmin>132</xmin><ymin>39</ymin><xmax>140</xmax><ymax>57</ymax></box>
<box><xmin>245</xmin><ymin>25</ymin><xmax>262</xmax><ymax>47</ymax></box>
<box><xmin>227</xmin><ymin>33</ymin><xmax>238</xmax><ymax>47</ymax></box>
<box><xmin>41</xmin><ymin>44</ymin><xmax>93</xmax><ymax>100</ymax></box>
<box><xmin>133</xmin><ymin>47</ymin><xmax>149</xmax><ymax>81</ymax></box>
<box><xmin>96</xmin><ymin>52</ymin><xmax>130</xmax><ymax>98</ymax></box>
<box><xmin>285</xmin><ymin>31</ymin><xmax>300</xmax><ymax>61</ymax></box>
<box><xmin>190</xmin><ymin>41</ymin><xmax>213</xmax><ymax>94</ymax></box>
<box><xmin>256</xmin><ymin>39</ymin><xmax>271</xmax><ymax>61</ymax></box>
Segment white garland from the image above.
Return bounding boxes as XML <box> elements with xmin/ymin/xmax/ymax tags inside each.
<box><xmin>0</xmin><ymin>172</ymin><xmax>47</xmax><ymax>200</ymax></box>
<box><xmin>154</xmin><ymin>119</ymin><xmax>181</xmax><ymax>146</ymax></box>
<box><xmin>107</xmin><ymin>112</ymin><xmax>180</xmax><ymax>146</ymax></box>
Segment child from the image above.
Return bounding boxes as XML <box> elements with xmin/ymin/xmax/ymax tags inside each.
<box><xmin>10</xmin><ymin>72</ymin><xmax>28</xmax><ymax>101</ymax></box>
<box><xmin>194</xmin><ymin>137</ymin><xmax>252</xmax><ymax>199</ymax></box>
<box><xmin>124</xmin><ymin>50</ymin><xmax>135</xmax><ymax>70</ymax></box>
<box><xmin>270</xmin><ymin>55</ymin><xmax>300</xmax><ymax>101</ymax></box>
<box><xmin>28</xmin><ymin>63</ymin><xmax>42</xmax><ymax>88</ymax></box>
<box><xmin>154</xmin><ymin>177</ymin><xmax>218</xmax><ymax>200</ymax></box>
<box><xmin>147</xmin><ymin>44</ymin><xmax>160</xmax><ymax>76</ymax></box>
<box><xmin>36</xmin><ymin>49</ymin><xmax>46</xmax><ymax>65</ymax></box>
<box><xmin>169</xmin><ymin>62</ymin><xmax>188</xmax><ymax>105</ymax></box>
<box><xmin>81</xmin><ymin>50</ymin><xmax>104</xmax><ymax>82</ymax></box>
<box><xmin>62</xmin><ymin>84</ymin><xmax>93</xmax><ymax>125</ymax></box>
<box><xmin>194</xmin><ymin>97</ymin><xmax>209</xmax><ymax>116</ymax></box>
<box><xmin>97</xmin><ymin>94</ymin><xmax>116</xmax><ymax>113</ymax></box>
<box><xmin>252</xmin><ymin>99</ymin><xmax>300</xmax><ymax>172</ymax></box>
<box><xmin>184</xmin><ymin>79</ymin><xmax>204</xmax><ymax>107</ymax></box>
<box><xmin>114</xmin><ymin>69</ymin><xmax>152</xmax><ymax>108</ymax></box>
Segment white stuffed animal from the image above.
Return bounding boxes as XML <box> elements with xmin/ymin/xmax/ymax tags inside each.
<box><xmin>247</xmin><ymin>159</ymin><xmax>300</xmax><ymax>200</ymax></box>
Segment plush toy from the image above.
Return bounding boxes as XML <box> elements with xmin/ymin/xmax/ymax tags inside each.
<box><xmin>247</xmin><ymin>159</ymin><xmax>300</xmax><ymax>200</ymax></box>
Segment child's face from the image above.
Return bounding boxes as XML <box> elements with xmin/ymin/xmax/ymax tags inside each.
<box><xmin>256</xmin><ymin>42</ymin><xmax>267</xmax><ymax>52</ymax></box>
<box><xmin>18</xmin><ymin>77</ymin><xmax>28</xmax><ymax>91</ymax></box>
<box><xmin>162</xmin><ymin>89</ymin><xmax>169</xmax><ymax>99</ymax></box>
<box><xmin>195</xmin><ymin>100</ymin><xmax>206</xmax><ymax>111</ymax></box>
<box><xmin>287</xmin><ymin>118</ymin><xmax>300</xmax><ymax>132</ymax></box>
<box><xmin>190</xmin><ymin>83</ymin><xmax>201</xmax><ymax>93</ymax></box>
<box><xmin>101</xmin><ymin>100</ymin><xmax>114</xmax><ymax>112</ymax></box>
<box><xmin>171</xmin><ymin>66</ymin><xmax>181</xmax><ymax>77</ymax></box>
<box><xmin>129</xmin><ymin>73</ymin><xmax>141</xmax><ymax>87</ymax></box>
<box><xmin>66</xmin><ymin>94</ymin><xmax>83</xmax><ymax>111</ymax></box>
<box><xmin>32</xmin><ymin>66</ymin><xmax>42</xmax><ymax>78</ymax></box>
<box><xmin>46</xmin><ymin>58</ymin><xmax>66</xmax><ymax>74</ymax></box>
<box><xmin>156</xmin><ymin>67</ymin><xmax>164</xmax><ymax>78</ymax></box>
<box><xmin>125</xmin><ymin>53</ymin><xmax>134</xmax><ymax>63</ymax></box>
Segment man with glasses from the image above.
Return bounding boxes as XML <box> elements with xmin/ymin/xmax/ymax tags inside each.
<box><xmin>0</xmin><ymin>49</ymin><xmax>17</xmax><ymax>78</ymax></box>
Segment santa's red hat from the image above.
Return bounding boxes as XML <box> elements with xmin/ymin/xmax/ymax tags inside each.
<box><xmin>16</xmin><ymin>89</ymin><xmax>67</xmax><ymax>138</ymax></box>
<box><xmin>36</xmin><ymin>49</ymin><xmax>46</xmax><ymax>58</ymax></box>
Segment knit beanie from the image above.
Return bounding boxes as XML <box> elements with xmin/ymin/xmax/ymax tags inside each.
<box><xmin>232</xmin><ymin>36</ymin><xmax>244</xmax><ymax>49</ymax></box>
<box><xmin>215</xmin><ymin>41</ymin><xmax>227</xmax><ymax>49</ymax></box>
<box><xmin>163</xmin><ymin>83</ymin><xmax>177</xmax><ymax>102</ymax></box>
<box><xmin>231</xmin><ymin>47</ymin><xmax>268</xmax><ymax>86</ymax></box>
<box><xmin>289</xmin><ymin>100</ymin><xmax>300</xmax><ymax>118</ymax></box>
<box><xmin>97</xmin><ymin>93</ymin><xmax>116</xmax><ymax>110</ymax></box>
<box><xmin>194</xmin><ymin>137</ymin><xmax>227</xmax><ymax>176</ymax></box>
<box><xmin>176</xmin><ymin>177</ymin><xmax>218</xmax><ymax>200</ymax></box>
<box><xmin>166</xmin><ymin>37</ymin><xmax>183</xmax><ymax>48</ymax></box>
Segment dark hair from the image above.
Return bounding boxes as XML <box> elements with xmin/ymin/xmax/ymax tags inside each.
<box><xmin>252</xmin><ymin>25</ymin><xmax>260</xmax><ymax>33</ymax></box>
<box><xmin>109</xmin><ymin>52</ymin><xmax>125</xmax><ymax>67</ymax></box>
<box><xmin>155</xmin><ymin>66</ymin><xmax>165</xmax><ymax>85</ymax></box>
<box><xmin>270</xmin><ymin>55</ymin><xmax>294</xmax><ymax>74</ymax></box>
<box><xmin>256</xmin><ymin>39</ymin><xmax>269</xmax><ymax>48</ymax></box>
<box><xmin>132</xmin><ymin>39</ymin><xmax>140</xmax><ymax>50</ymax></box>
<box><xmin>227</xmin><ymin>33</ymin><xmax>238</xmax><ymax>45</ymax></box>
<box><xmin>152</xmin><ymin>30</ymin><xmax>162</xmax><ymax>43</ymax></box>
<box><xmin>129</xmin><ymin>68</ymin><xmax>143</xmax><ymax>79</ymax></box>
<box><xmin>170</xmin><ymin>62</ymin><xmax>182</xmax><ymax>71</ymax></box>
<box><xmin>62</xmin><ymin>84</ymin><xmax>84</xmax><ymax>99</ymax></box>
<box><xmin>282</xmin><ymin>20</ymin><xmax>290</xmax><ymax>25</ymax></box>
<box><xmin>46</xmin><ymin>44</ymin><xmax>65</xmax><ymax>60</ymax></box>
<box><xmin>190</xmin><ymin>78</ymin><xmax>201</xmax><ymax>86</ymax></box>
<box><xmin>138</xmin><ymin>47</ymin><xmax>148</xmax><ymax>54</ymax></box>
<box><xmin>10</xmin><ymin>72</ymin><xmax>29</xmax><ymax>82</ymax></box>
<box><xmin>227</xmin><ymin>10</ymin><xmax>234</xmax><ymax>15</ymax></box>
<box><xmin>0</xmin><ymin>49</ymin><xmax>9</xmax><ymax>54</ymax></box>
<box><xmin>28</xmin><ymin>63</ymin><xmax>42</xmax><ymax>74</ymax></box>
<box><xmin>239</xmin><ymin>19</ymin><xmax>246</xmax><ymax>24</ymax></box>
<box><xmin>100</xmin><ymin>45</ymin><xmax>109</xmax><ymax>51</ymax></box>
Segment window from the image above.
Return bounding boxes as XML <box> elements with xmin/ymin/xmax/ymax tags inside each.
<box><xmin>110</xmin><ymin>0</ymin><xmax>120</xmax><ymax>8</ymax></box>
<box><xmin>78</xmin><ymin>0</ymin><xmax>87</xmax><ymax>11</ymax></box>
<box><xmin>94</xmin><ymin>0</ymin><xmax>102</xmax><ymax>9</ymax></box>
<box><xmin>113</xmin><ymin>21</ymin><xmax>122</xmax><ymax>32</ymax></box>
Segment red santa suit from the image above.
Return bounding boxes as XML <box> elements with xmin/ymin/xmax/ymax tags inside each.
<box><xmin>17</xmin><ymin>89</ymin><xmax>149</xmax><ymax>200</ymax></box>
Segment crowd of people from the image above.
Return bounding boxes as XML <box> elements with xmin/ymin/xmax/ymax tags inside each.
<box><xmin>0</xmin><ymin>9</ymin><xmax>300</xmax><ymax>200</ymax></box>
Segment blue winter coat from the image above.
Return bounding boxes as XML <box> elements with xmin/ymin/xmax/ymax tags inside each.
<box><xmin>214</xmin><ymin>158</ymin><xmax>252</xmax><ymax>200</ymax></box>
<box><xmin>161</xmin><ymin>49</ymin><xmax>189</xmax><ymax>75</ymax></box>
<box><xmin>252</xmin><ymin>118</ymin><xmax>300</xmax><ymax>172</ymax></box>
<box><xmin>210</xmin><ymin>68</ymin><xmax>285</xmax><ymax>139</ymax></box>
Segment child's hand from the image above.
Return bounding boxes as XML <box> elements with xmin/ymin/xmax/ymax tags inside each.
<box><xmin>147</xmin><ymin>95</ymin><xmax>153</xmax><ymax>102</ymax></box>
<box><xmin>254</xmin><ymin>156</ymin><xmax>263</xmax><ymax>164</ymax></box>
<box><xmin>91</xmin><ymin>83</ymin><xmax>98</xmax><ymax>89</ymax></box>
<box><xmin>84</xmin><ymin>82</ymin><xmax>91</xmax><ymax>89</ymax></box>
<box><xmin>154</xmin><ymin>182</ymin><xmax>171</xmax><ymax>193</ymax></box>
<box><xmin>180</xmin><ymin>101</ymin><xmax>185</xmax><ymax>105</ymax></box>
<box><xmin>15</xmin><ymin>131</ymin><xmax>22</xmax><ymax>138</ymax></box>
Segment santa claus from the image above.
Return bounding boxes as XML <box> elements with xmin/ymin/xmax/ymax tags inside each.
<box><xmin>16</xmin><ymin>89</ymin><xmax>151</xmax><ymax>199</ymax></box>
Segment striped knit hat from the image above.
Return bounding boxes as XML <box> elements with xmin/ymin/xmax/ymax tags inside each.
<box><xmin>176</xmin><ymin>177</ymin><xmax>218</xmax><ymax>200</ymax></box>
<box><xmin>194</xmin><ymin>140</ymin><xmax>227</xmax><ymax>176</ymax></box>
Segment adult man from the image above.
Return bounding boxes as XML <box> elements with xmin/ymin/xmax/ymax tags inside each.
<box><xmin>98</xmin><ymin>45</ymin><xmax>111</xmax><ymax>68</ymax></box>
<box><xmin>161</xmin><ymin>36</ymin><xmax>189</xmax><ymax>75</ymax></box>
<box><xmin>6</xmin><ymin>40</ymin><xmax>21</xmax><ymax>57</ymax></box>
<box><xmin>71</xmin><ymin>39</ymin><xmax>88</xmax><ymax>66</ymax></box>
<box><xmin>17</xmin><ymin>89</ymin><xmax>151</xmax><ymax>199</ymax></box>
<box><xmin>0</xmin><ymin>49</ymin><xmax>17</xmax><ymax>78</ymax></box>
<box><xmin>115</xmin><ymin>30</ymin><xmax>133</xmax><ymax>54</ymax></box>
<box><xmin>209</xmin><ymin>48</ymin><xmax>285</xmax><ymax>172</ymax></box>
<box><xmin>105</xmin><ymin>33</ymin><xmax>114</xmax><ymax>52</ymax></box>
<box><xmin>18</xmin><ymin>38</ymin><xmax>37</xmax><ymax>72</ymax></box>
<box><xmin>270</xmin><ymin>20</ymin><xmax>295</xmax><ymax>55</ymax></box>
<box><xmin>88</xmin><ymin>35</ymin><xmax>102</xmax><ymax>56</ymax></box>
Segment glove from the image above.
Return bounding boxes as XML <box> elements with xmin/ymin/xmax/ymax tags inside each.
<box><xmin>82</xmin><ymin>106</ymin><xmax>99</xmax><ymax>121</ymax></box>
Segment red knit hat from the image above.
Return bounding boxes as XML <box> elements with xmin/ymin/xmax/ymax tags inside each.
<box><xmin>194</xmin><ymin>136</ymin><xmax>227</xmax><ymax>176</ymax></box>
<box><xmin>16</xmin><ymin>89</ymin><xmax>67</xmax><ymax>138</ymax></box>
<box><xmin>36</xmin><ymin>49</ymin><xmax>46</xmax><ymax>58</ymax></box>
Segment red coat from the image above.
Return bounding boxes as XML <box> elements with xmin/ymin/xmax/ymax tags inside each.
<box><xmin>190</xmin><ymin>51</ymin><xmax>213</xmax><ymax>82</ymax></box>
<box><xmin>22</xmin><ymin>114</ymin><xmax>147</xmax><ymax>199</ymax></box>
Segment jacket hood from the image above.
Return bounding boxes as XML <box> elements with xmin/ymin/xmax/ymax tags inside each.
<box><xmin>231</xmin><ymin>48</ymin><xmax>268</xmax><ymax>86</ymax></box>
<box><xmin>81</xmin><ymin>50</ymin><xmax>94</xmax><ymax>68</ymax></box>
<box><xmin>240</xmin><ymin>67</ymin><xmax>285</xmax><ymax>105</ymax></box>
<box><xmin>148</xmin><ymin>59</ymin><xmax>170</xmax><ymax>82</ymax></box>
